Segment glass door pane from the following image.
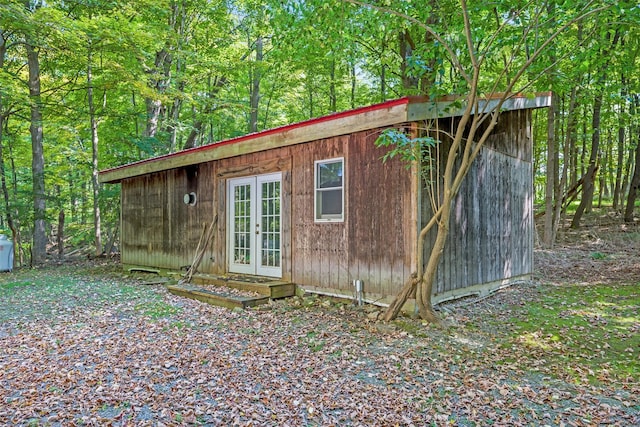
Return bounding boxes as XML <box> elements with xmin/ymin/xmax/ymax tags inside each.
<box><xmin>256</xmin><ymin>173</ymin><xmax>282</xmax><ymax>277</ymax></box>
<box><xmin>228</xmin><ymin>177</ymin><xmax>256</xmax><ymax>275</ymax></box>
<box><xmin>228</xmin><ymin>173</ymin><xmax>282</xmax><ymax>278</ymax></box>
<box><xmin>233</xmin><ymin>184</ymin><xmax>251</xmax><ymax>265</ymax></box>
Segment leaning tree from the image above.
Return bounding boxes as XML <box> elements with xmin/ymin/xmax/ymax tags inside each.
<box><xmin>346</xmin><ymin>0</ymin><xmax>618</xmax><ymax>323</ymax></box>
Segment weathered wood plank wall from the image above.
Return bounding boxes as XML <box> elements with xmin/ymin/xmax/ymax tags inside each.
<box><xmin>121</xmin><ymin>164</ymin><xmax>215</xmax><ymax>272</ymax></box>
<box><xmin>345</xmin><ymin>130</ymin><xmax>415</xmax><ymax>299</ymax></box>
<box><xmin>286</xmin><ymin>128</ymin><xmax>415</xmax><ymax>298</ymax></box>
<box><xmin>290</xmin><ymin>135</ymin><xmax>349</xmax><ymax>292</ymax></box>
<box><xmin>120</xmin><ymin>108</ymin><xmax>532</xmax><ymax>302</ymax></box>
<box><xmin>115</xmin><ymin>126</ymin><xmax>415</xmax><ymax>297</ymax></box>
<box><xmin>421</xmin><ymin>110</ymin><xmax>533</xmax><ymax>299</ymax></box>
<box><xmin>214</xmin><ymin>148</ymin><xmax>293</xmax><ymax>281</ymax></box>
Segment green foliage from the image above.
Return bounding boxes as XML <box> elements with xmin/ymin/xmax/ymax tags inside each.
<box><xmin>375</xmin><ymin>128</ymin><xmax>437</xmax><ymax>165</ymax></box>
<box><xmin>0</xmin><ymin>0</ymin><xmax>638</xmax><ymax>257</ymax></box>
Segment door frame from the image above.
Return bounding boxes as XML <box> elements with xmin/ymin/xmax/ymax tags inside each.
<box><xmin>227</xmin><ymin>172</ymin><xmax>282</xmax><ymax>278</ymax></box>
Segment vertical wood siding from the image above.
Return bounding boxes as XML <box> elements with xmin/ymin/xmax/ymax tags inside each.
<box><xmin>119</xmin><ymin>109</ymin><xmax>531</xmax><ymax>301</ymax></box>
<box><xmin>288</xmin><ymin>131</ymin><xmax>415</xmax><ymax>298</ymax></box>
<box><xmin>214</xmin><ymin>148</ymin><xmax>293</xmax><ymax>281</ymax></box>
<box><xmin>345</xmin><ymin>130</ymin><xmax>414</xmax><ymax>298</ymax></box>
<box><xmin>421</xmin><ymin>110</ymin><xmax>533</xmax><ymax>297</ymax></box>
<box><xmin>290</xmin><ymin>136</ymin><xmax>349</xmax><ymax>291</ymax></box>
<box><xmin>121</xmin><ymin>164</ymin><xmax>215</xmax><ymax>271</ymax></box>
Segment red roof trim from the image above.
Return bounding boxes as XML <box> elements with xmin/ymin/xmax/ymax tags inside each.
<box><xmin>100</xmin><ymin>97</ymin><xmax>411</xmax><ymax>176</ymax></box>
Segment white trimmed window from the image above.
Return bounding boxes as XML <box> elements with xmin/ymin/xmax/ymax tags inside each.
<box><xmin>315</xmin><ymin>157</ymin><xmax>344</xmax><ymax>222</ymax></box>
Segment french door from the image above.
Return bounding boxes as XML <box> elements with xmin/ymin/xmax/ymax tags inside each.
<box><xmin>228</xmin><ymin>173</ymin><xmax>282</xmax><ymax>278</ymax></box>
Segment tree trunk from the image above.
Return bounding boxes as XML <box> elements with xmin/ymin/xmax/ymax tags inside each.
<box><xmin>383</xmin><ymin>274</ymin><xmax>418</xmax><ymax>321</ymax></box>
<box><xmin>380</xmin><ymin>61</ymin><xmax>386</xmax><ymax>102</ymax></box>
<box><xmin>624</xmin><ymin>95</ymin><xmax>640</xmax><ymax>222</ymax></box>
<box><xmin>167</xmin><ymin>91</ymin><xmax>183</xmax><ymax>152</ymax></box>
<box><xmin>307</xmin><ymin>75</ymin><xmax>314</xmax><ymax>117</ymax></box>
<box><xmin>571</xmin><ymin>29</ymin><xmax>619</xmax><ymax>227</ymax></box>
<box><xmin>26</xmin><ymin>39</ymin><xmax>47</xmax><ymax>264</ymax></box>
<box><xmin>0</xmin><ymin>29</ymin><xmax>18</xmax><ymax>259</ymax></box>
<box><xmin>105</xmin><ymin>221</ymin><xmax>119</xmax><ymax>256</ymax></box>
<box><xmin>420</xmin><ymin>6</ymin><xmax>438</xmax><ymax>93</ymax></box>
<box><xmin>350</xmin><ymin>61</ymin><xmax>356</xmax><ymax>109</ymax></box>
<box><xmin>329</xmin><ymin>58</ymin><xmax>337</xmax><ymax>113</ymax></box>
<box><xmin>399</xmin><ymin>30</ymin><xmax>418</xmax><ymax>91</ymax></box>
<box><xmin>132</xmin><ymin>92</ymin><xmax>140</xmax><ymax>138</ymax></box>
<box><xmin>167</xmin><ymin>3</ymin><xmax>188</xmax><ymax>151</ymax></box>
<box><xmin>399</xmin><ymin>5</ymin><xmax>437</xmax><ymax>96</ymax></box>
<box><xmin>81</xmin><ymin>180</ymin><xmax>87</xmax><ymax>225</ymax></box>
<box><xmin>571</xmin><ymin>91</ymin><xmax>603</xmax><ymax>228</ymax></box>
<box><xmin>57</xmin><ymin>210</ymin><xmax>64</xmax><ymax>258</ymax></box>
<box><xmin>580</xmin><ymin>120</ymin><xmax>587</xmax><ymax>179</ymax></box>
<box><xmin>183</xmin><ymin>76</ymin><xmax>226</xmax><ymax>150</ymax></box>
<box><xmin>144</xmin><ymin>47</ymin><xmax>172</xmax><ymax>139</ymax></box>
<box><xmin>624</xmin><ymin>135</ymin><xmax>640</xmax><ymax>222</ymax></box>
<box><xmin>145</xmin><ymin>99</ymin><xmax>163</xmax><ymax>139</ymax></box>
<box><xmin>184</xmin><ymin>119</ymin><xmax>204</xmax><ymax>150</ymax></box>
<box><xmin>552</xmin><ymin>88</ymin><xmax>577</xmax><ymax>237</ymax></box>
<box><xmin>416</xmin><ymin>194</ymin><xmax>452</xmax><ymax>324</ymax></box>
<box><xmin>569</xmin><ymin>115</ymin><xmax>578</xmax><ymax>189</ymax></box>
<box><xmin>68</xmin><ymin>170</ymin><xmax>76</xmax><ymax>222</ymax></box>
<box><xmin>249</xmin><ymin>36</ymin><xmax>263</xmax><ymax>133</ymax></box>
<box><xmin>5</xmin><ymin>134</ymin><xmax>22</xmax><ymax>266</ymax></box>
<box><xmin>542</xmin><ymin>92</ymin><xmax>557</xmax><ymax>247</ymax></box>
<box><xmin>605</xmin><ymin>135</ymin><xmax>614</xmax><ymax>201</ymax></box>
<box><xmin>613</xmin><ymin>75</ymin><xmax>627</xmax><ymax>211</ymax></box>
<box><xmin>569</xmin><ymin>22</ymin><xmax>583</xmax><ymax>190</ymax></box>
<box><xmin>621</xmin><ymin>126</ymin><xmax>634</xmax><ymax>206</ymax></box>
<box><xmin>87</xmin><ymin>45</ymin><xmax>102</xmax><ymax>256</ymax></box>
<box><xmin>384</xmin><ymin>86</ymin><xmax>493</xmax><ymax>323</ymax></box>
<box><xmin>597</xmin><ymin>130</ymin><xmax>611</xmax><ymax>207</ymax></box>
<box><xmin>0</xmin><ymin>134</ymin><xmax>19</xmax><ymax>267</ymax></box>
<box><xmin>0</xmin><ymin>29</ymin><xmax>18</xmax><ymax>263</ymax></box>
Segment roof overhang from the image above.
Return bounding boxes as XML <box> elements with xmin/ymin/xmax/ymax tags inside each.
<box><xmin>100</xmin><ymin>93</ymin><xmax>550</xmax><ymax>184</ymax></box>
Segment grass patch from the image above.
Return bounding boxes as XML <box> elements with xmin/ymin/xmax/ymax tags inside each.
<box><xmin>304</xmin><ymin>331</ymin><xmax>326</xmax><ymax>352</ymax></box>
<box><xmin>507</xmin><ymin>283</ymin><xmax>639</xmax><ymax>384</ymax></box>
<box><xmin>0</xmin><ymin>280</ymin><xmax>32</xmax><ymax>291</ymax></box>
<box><xmin>0</xmin><ymin>267</ymin><xmax>171</xmax><ymax>323</ymax></box>
<box><xmin>394</xmin><ymin>319</ymin><xmax>432</xmax><ymax>338</ymax></box>
<box><xmin>134</xmin><ymin>301</ymin><xmax>180</xmax><ymax>319</ymax></box>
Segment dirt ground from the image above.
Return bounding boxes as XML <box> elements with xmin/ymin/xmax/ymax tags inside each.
<box><xmin>534</xmin><ymin>212</ymin><xmax>640</xmax><ymax>285</ymax></box>
<box><xmin>0</xmin><ymin>211</ymin><xmax>638</xmax><ymax>426</ymax></box>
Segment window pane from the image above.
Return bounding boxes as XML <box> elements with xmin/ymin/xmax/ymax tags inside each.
<box><xmin>315</xmin><ymin>158</ymin><xmax>344</xmax><ymax>221</ymax></box>
<box><xmin>318</xmin><ymin>161</ymin><xmax>343</xmax><ymax>189</ymax></box>
<box><xmin>318</xmin><ymin>189</ymin><xmax>342</xmax><ymax>216</ymax></box>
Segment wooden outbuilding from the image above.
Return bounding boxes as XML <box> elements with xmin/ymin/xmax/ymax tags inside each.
<box><xmin>100</xmin><ymin>94</ymin><xmax>550</xmax><ymax>306</ymax></box>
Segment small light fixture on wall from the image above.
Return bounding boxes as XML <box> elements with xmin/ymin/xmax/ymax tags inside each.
<box><xmin>183</xmin><ymin>192</ymin><xmax>197</xmax><ymax>206</ymax></box>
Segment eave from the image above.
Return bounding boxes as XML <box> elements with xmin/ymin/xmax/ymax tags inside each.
<box><xmin>99</xmin><ymin>93</ymin><xmax>551</xmax><ymax>184</ymax></box>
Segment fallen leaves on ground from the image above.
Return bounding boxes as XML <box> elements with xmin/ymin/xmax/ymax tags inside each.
<box><xmin>2</xmin><ymin>218</ymin><xmax>640</xmax><ymax>427</ymax></box>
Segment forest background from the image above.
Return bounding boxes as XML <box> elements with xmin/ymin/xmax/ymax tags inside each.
<box><xmin>0</xmin><ymin>0</ymin><xmax>639</xmax><ymax>266</ymax></box>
